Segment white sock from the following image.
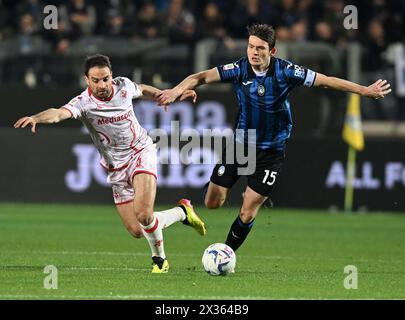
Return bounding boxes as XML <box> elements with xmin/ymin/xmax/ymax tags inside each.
<box><xmin>154</xmin><ymin>207</ymin><xmax>186</xmax><ymax>229</ymax></box>
<box><xmin>140</xmin><ymin>214</ymin><xmax>166</xmax><ymax>259</ymax></box>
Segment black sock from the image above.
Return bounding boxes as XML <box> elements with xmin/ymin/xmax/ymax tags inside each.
<box><xmin>225</xmin><ymin>216</ymin><xmax>254</xmax><ymax>252</ymax></box>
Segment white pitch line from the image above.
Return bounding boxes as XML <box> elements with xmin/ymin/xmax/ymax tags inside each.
<box><xmin>3</xmin><ymin>250</ymin><xmax>403</xmax><ymax>264</ymax></box>
<box><xmin>64</xmin><ymin>266</ymin><xmax>148</xmax><ymax>271</ymax></box>
<box><xmin>12</xmin><ymin>250</ymin><xmax>201</xmax><ymax>257</ymax></box>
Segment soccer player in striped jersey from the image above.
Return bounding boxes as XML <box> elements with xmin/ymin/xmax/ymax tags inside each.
<box><xmin>157</xmin><ymin>24</ymin><xmax>391</xmax><ymax>252</ymax></box>
<box><xmin>14</xmin><ymin>54</ymin><xmax>206</xmax><ymax>273</ymax></box>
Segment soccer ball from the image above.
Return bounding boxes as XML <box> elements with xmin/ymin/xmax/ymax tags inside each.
<box><xmin>202</xmin><ymin>243</ymin><xmax>236</xmax><ymax>276</ymax></box>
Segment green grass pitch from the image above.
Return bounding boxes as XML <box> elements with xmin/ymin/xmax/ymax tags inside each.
<box><xmin>0</xmin><ymin>203</ymin><xmax>404</xmax><ymax>300</ymax></box>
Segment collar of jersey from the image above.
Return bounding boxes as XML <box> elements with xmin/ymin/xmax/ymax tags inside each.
<box><xmin>247</xmin><ymin>57</ymin><xmax>275</xmax><ymax>79</ymax></box>
<box><xmin>88</xmin><ymin>85</ymin><xmax>115</xmax><ymax>102</ymax></box>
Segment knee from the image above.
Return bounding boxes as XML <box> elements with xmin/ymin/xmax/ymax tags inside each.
<box><xmin>134</xmin><ymin>210</ymin><xmax>153</xmax><ymax>226</ymax></box>
<box><xmin>239</xmin><ymin>210</ymin><xmax>255</xmax><ymax>224</ymax></box>
<box><xmin>204</xmin><ymin>185</ymin><xmax>228</xmax><ymax>209</ymax></box>
<box><xmin>126</xmin><ymin>225</ymin><xmax>143</xmax><ymax>239</ymax></box>
<box><xmin>204</xmin><ymin>197</ymin><xmax>224</xmax><ymax>209</ymax></box>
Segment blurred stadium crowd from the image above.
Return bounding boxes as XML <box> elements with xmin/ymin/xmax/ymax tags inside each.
<box><xmin>0</xmin><ymin>0</ymin><xmax>404</xmax><ymax>121</ymax></box>
<box><xmin>1</xmin><ymin>0</ymin><xmax>404</xmax><ymax>52</ymax></box>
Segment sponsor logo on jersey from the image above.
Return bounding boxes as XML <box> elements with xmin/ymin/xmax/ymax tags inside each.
<box><xmin>97</xmin><ymin>110</ymin><xmax>133</xmax><ymax>125</ymax></box>
<box><xmin>293</xmin><ymin>65</ymin><xmax>305</xmax><ymax>79</ymax></box>
<box><xmin>120</xmin><ymin>90</ymin><xmax>127</xmax><ymax>98</ymax></box>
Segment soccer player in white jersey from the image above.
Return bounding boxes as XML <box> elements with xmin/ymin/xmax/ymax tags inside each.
<box><xmin>14</xmin><ymin>54</ymin><xmax>206</xmax><ymax>273</ymax></box>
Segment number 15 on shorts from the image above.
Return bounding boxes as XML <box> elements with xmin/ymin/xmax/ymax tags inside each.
<box><xmin>262</xmin><ymin>170</ymin><xmax>277</xmax><ymax>186</ymax></box>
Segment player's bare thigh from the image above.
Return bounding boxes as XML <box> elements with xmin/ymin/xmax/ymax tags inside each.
<box><xmin>115</xmin><ymin>201</ymin><xmax>143</xmax><ymax>238</ymax></box>
<box><xmin>239</xmin><ymin>186</ymin><xmax>268</xmax><ymax>223</ymax></box>
<box><xmin>204</xmin><ymin>182</ymin><xmax>230</xmax><ymax>209</ymax></box>
<box><xmin>131</xmin><ymin>172</ymin><xmax>157</xmax><ymax>226</ymax></box>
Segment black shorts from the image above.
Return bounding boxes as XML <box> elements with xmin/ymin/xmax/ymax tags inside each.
<box><xmin>210</xmin><ymin>142</ymin><xmax>285</xmax><ymax>197</ymax></box>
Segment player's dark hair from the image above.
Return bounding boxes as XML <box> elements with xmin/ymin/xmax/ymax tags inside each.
<box><xmin>84</xmin><ymin>54</ymin><xmax>112</xmax><ymax>76</ymax></box>
<box><xmin>247</xmin><ymin>24</ymin><xmax>276</xmax><ymax>49</ymax></box>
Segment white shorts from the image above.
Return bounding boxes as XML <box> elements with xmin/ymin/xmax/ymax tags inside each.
<box><xmin>107</xmin><ymin>144</ymin><xmax>157</xmax><ymax>205</ymax></box>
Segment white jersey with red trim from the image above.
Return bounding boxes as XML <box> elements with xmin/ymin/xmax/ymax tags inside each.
<box><xmin>61</xmin><ymin>77</ymin><xmax>153</xmax><ymax>171</ymax></box>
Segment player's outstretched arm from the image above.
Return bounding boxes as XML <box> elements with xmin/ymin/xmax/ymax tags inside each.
<box><xmin>157</xmin><ymin>67</ymin><xmax>221</xmax><ymax>106</ymax></box>
<box><xmin>139</xmin><ymin>84</ymin><xmax>197</xmax><ymax>111</ymax></box>
<box><xmin>13</xmin><ymin>108</ymin><xmax>72</xmax><ymax>133</ymax></box>
<box><xmin>314</xmin><ymin>73</ymin><xmax>392</xmax><ymax>99</ymax></box>
<box><xmin>139</xmin><ymin>84</ymin><xmax>162</xmax><ymax>100</ymax></box>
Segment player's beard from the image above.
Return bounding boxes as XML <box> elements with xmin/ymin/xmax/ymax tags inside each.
<box><xmin>95</xmin><ymin>87</ymin><xmax>111</xmax><ymax>99</ymax></box>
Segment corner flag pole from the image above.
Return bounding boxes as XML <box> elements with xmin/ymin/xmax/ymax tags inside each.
<box><xmin>343</xmin><ymin>44</ymin><xmax>363</xmax><ymax>213</ymax></box>
<box><xmin>342</xmin><ymin>93</ymin><xmax>363</xmax><ymax>213</ymax></box>
<box><xmin>344</xmin><ymin>145</ymin><xmax>356</xmax><ymax>212</ymax></box>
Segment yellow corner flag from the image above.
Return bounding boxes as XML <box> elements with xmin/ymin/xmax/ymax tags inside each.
<box><xmin>342</xmin><ymin>93</ymin><xmax>364</xmax><ymax>151</ymax></box>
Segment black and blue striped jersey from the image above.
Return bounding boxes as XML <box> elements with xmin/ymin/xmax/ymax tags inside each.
<box><xmin>217</xmin><ymin>57</ymin><xmax>316</xmax><ymax>151</ymax></box>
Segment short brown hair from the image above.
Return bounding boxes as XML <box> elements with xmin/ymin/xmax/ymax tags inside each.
<box><xmin>84</xmin><ymin>54</ymin><xmax>112</xmax><ymax>76</ymax></box>
<box><xmin>247</xmin><ymin>24</ymin><xmax>276</xmax><ymax>49</ymax></box>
